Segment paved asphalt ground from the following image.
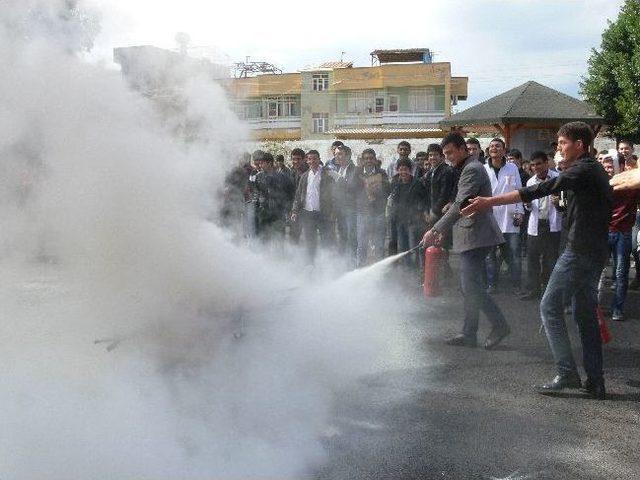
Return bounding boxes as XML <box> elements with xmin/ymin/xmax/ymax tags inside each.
<box><xmin>314</xmin><ymin>260</ymin><xmax>640</xmax><ymax>480</ymax></box>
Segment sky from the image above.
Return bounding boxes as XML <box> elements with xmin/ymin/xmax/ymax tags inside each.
<box><xmin>88</xmin><ymin>0</ymin><xmax>625</xmax><ymax>109</ymax></box>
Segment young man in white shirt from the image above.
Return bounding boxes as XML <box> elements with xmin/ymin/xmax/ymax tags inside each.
<box><xmin>520</xmin><ymin>151</ymin><xmax>562</xmax><ymax>300</ymax></box>
<box><xmin>484</xmin><ymin>138</ymin><xmax>524</xmax><ymax>293</ymax></box>
<box><xmin>291</xmin><ymin>150</ymin><xmax>334</xmax><ymax>263</ymax></box>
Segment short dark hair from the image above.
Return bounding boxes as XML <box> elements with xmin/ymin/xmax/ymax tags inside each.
<box><xmin>441</xmin><ymin>132</ymin><xmax>467</xmax><ymax>149</ymax></box>
<box><xmin>261</xmin><ymin>152</ymin><xmax>274</xmax><ymax>164</ymax></box>
<box><xmin>427</xmin><ymin>143</ymin><xmax>443</xmax><ymax>155</ymax></box>
<box><xmin>291</xmin><ymin>148</ymin><xmax>305</xmax><ymax>158</ymax></box>
<box><xmin>490</xmin><ymin>138</ymin><xmax>506</xmax><ymax>148</ymax></box>
<box><xmin>362</xmin><ymin>148</ymin><xmax>376</xmax><ymax>158</ymax></box>
<box><xmin>252</xmin><ymin>149</ymin><xmax>266</xmax><ymax>162</ymax></box>
<box><xmin>466</xmin><ymin>137</ymin><xmax>481</xmax><ymax>147</ymax></box>
<box><xmin>415</xmin><ymin>151</ymin><xmax>428</xmax><ymax>159</ymax></box>
<box><xmin>337</xmin><ymin>145</ymin><xmax>352</xmax><ymax>158</ymax></box>
<box><xmin>598</xmin><ymin>149</ymin><xmax>609</xmax><ymax>155</ymax></box>
<box><xmin>618</xmin><ymin>139</ymin><xmax>634</xmax><ymax>148</ymax></box>
<box><xmin>306</xmin><ymin>149</ymin><xmax>320</xmax><ymax>158</ymax></box>
<box><xmin>557</xmin><ymin>122</ymin><xmax>594</xmax><ymax>149</ymax></box>
<box><xmin>508</xmin><ymin>148</ymin><xmax>522</xmax><ymax>159</ymax></box>
<box><xmin>396</xmin><ymin>158</ymin><xmax>413</xmax><ymax>170</ymax></box>
<box><xmin>398</xmin><ymin>140</ymin><xmax>411</xmax><ymax>149</ymax></box>
<box><xmin>275</xmin><ymin>154</ymin><xmax>285</xmax><ymax>162</ymax></box>
<box><xmin>529</xmin><ymin>150</ymin><xmax>549</xmax><ymax>163</ymax></box>
<box><xmin>331</xmin><ymin>140</ymin><xmax>344</xmax><ymax>148</ymax></box>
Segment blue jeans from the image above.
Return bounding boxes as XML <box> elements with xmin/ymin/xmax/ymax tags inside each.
<box><xmin>396</xmin><ymin>221</ymin><xmax>422</xmax><ymax>269</ymax></box>
<box><xmin>337</xmin><ymin>211</ymin><xmax>358</xmax><ymax>268</ymax></box>
<box><xmin>460</xmin><ymin>247</ymin><xmax>508</xmax><ymax>338</ymax></box>
<box><xmin>356</xmin><ymin>213</ymin><xmax>386</xmax><ymax>267</ymax></box>
<box><xmin>631</xmin><ymin>213</ymin><xmax>640</xmax><ymax>280</ymax></box>
<box><xmin>540</xmin><ymin>249</ymin><xmax>605</xmax><ymax>381</ymax></box>
<box><xmin>486</xmin><ymin>232</ymin><xmax>521</xmax><ymax>288</ymax></box>
<box><xmin>608</xmin><ymin>231</ymin><xmax>632</xmax><ymax>314</ymax></box>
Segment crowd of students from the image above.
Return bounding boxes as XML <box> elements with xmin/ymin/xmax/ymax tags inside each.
<box><xmin>220</xmin><ymin>136</ymin><xmax>638</xmax><ymax>317</ymax></box>
<box><xmin>219</xmin><ymin>127</ymin><xmax>640</xmax><ymax>400</ymax></box>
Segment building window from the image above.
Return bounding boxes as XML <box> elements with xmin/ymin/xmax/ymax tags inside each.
<box><xmin>346</xmin><ymin>90</ymin><xmax>376</xmax><ymax>114</ymax></box>
<box><xmin>408</xmin><ymin>87</ymin><xmax>437</xmax><ymax>112</ymax></box>
<box><xmin>236</xmin><ymin>101</ymin><xmax>262</xmax><ymax>119</ymax></box>
<box><xmin>375</xmin><ymin>97</ymin><xmax>385</xmax><ymax>113</ymax></box>
<box><xmin>282</xmin><ymin>96</ymin><xmax>300</xmax><ymax>116</ymax></box>
<box><xmin>263</xmin><ymin>96</ymin><xmax>301</xmax><ymax>118</ymax></box>
<box><xmin>267</xmin><ymin>100</ymin><xmax>278</xmax><ymax>117</ymax></box>
<box><xmin>312</xmin><ymin>113</ymin><xmax>329</xmax><ymax>133</ymax></box>
<box><xmin>388</xmin><ymin>95</ymin><xmax>399</xmax><ymax>112</ymax></box>
<box><xmin>312</xmin><ymin>74</ymin><xmax>329</xmax><ymax>91</ymax></box>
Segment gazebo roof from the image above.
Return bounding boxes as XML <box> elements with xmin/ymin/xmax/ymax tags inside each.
<box><xmin>440</xmin><ymin>81</ymin><xmax>603</xmax><ymax>127</ymax></box>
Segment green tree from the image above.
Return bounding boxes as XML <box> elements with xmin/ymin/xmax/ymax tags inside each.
<box><xmin>581</xmin><ymin>0</ymin><xmax>640</xmax><ymax>142</ymax></box>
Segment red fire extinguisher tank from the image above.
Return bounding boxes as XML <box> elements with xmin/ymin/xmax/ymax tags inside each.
<box><xmin>424</xmin><ymin>246</ymin><xmax>444</xmax><ymax>297</ymax></box>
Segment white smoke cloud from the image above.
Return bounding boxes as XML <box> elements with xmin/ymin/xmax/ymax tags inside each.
<box><xmin>0</xmin><ymin>2</ymin><xmax>418</xmax><ymax>479</ymax></box>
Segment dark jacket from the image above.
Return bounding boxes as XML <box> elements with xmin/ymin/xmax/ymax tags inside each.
<box><xmin>519</xmin><ymin>154</ymin><xmax>612</xmax><ymax>258</ymax></box>
<box><xmin>332</xmin><ymin>162</ymin><xmax>360</xmax><ymax>213</ymax></box>
<box><xmin>422</xmin><ymin>162</ymin><xmax>455</xmax><ymax>220</ymax></box>
<box><xmin>292</xmin><ymin>167</ymin><xmax>334</xmax><ymax>217</ymax></box>
<box><xmin>356</xmin><ymin>166</ymin><xmax>390</xmax><ymax>216</ymax></box>
<box><xmin>388</xmin><ymin>176</ymin><xmax>428</xmax><ymax>226</ymax></box>
<box><xmin>253</xmin><ymin>170</ymin><xmax>295</xmax><ymax>221</ymax></box>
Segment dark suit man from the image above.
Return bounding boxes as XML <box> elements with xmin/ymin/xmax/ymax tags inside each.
<box><xmin>329</xmin><ymin>145</ymin><xmax>359</xmax><ymax>265</ymax></box>
<box><xmin>422</xmin><ymin>143</ymin><xmax>455</xmax><ymax>228</ymax></box>
<box><xmin>421</xmin><ymin>133</ymin><xmax>510</xmax><ymax>350</ymax></box>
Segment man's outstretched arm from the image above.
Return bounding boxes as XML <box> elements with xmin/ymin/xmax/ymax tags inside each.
<box><xmin>460</xmin><ymin>190</ymin><xmax>522</xmax><ymax>217</ymax></box>
<box><xmin>610</xmin><ymin>168</ymin><xmax>640</xmax><ymax>191</ymax></box>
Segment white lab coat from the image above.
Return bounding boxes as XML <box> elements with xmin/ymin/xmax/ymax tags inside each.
<box><xmin>526</xmin><ymin>170</ymin><xmax>563</xmax><ymax>236</ymax></box>
<box><xmin>484</xmin><ymin>160</ymin><xmax>524</xmax><ymax>234</ymax></box>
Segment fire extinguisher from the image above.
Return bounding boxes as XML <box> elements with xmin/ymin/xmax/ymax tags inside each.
<box><xmin>596</xmin><ymin>306</ymin><xmax>613</xmax><ymax>344</ymax></box>
<box><xmin>424</xmin><ymin>246</ymin><xmax>444</xmax><ymax>297</ymax></box>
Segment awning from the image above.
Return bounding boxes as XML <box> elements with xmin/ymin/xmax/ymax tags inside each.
<box><xmin>326</xmin><ymin>127</ymin><xmax>445</xmax><ymax>140</ymax></box>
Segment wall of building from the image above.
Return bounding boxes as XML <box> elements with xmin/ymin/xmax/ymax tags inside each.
<box><xmin>300</xmin><ymin>71</ymin><xmax>335</xmax><ymax>139</ymax></box>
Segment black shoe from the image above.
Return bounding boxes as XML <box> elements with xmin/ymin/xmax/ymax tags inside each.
<box><xmin>582</xmin><ymin>378</ymin><xmax>606</xmax><ymax>400</ymax></box>
<box><xmin>484</xmin><ymin>326</ymin><xmax>510</xmax><ymax>350</ymax></box>
<box><xmin>445</xmin><ymin>334</ymin><xmax>477</xmax><ymax>348</ymax></box>
<box><xmin>536</xmin><ymin>373</ymin><xmax>582</xmax><ymax>395</ymax></box>
<box><xmin>486</xmin><ymin>284</ymin><xmax>496</xmax><ymax>294</ymax></box>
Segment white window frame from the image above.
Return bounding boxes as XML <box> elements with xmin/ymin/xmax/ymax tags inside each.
<box><xmin>263</xmin><ymin>96</ymin><xmax>301</xmax><ymax>118</ymax></box>
<box><xmin>267</xmin><ymin>99</ymin><xmax>279</xmax><ymax>118</ymax></box>
<box><xmin>312</xmin><ymin>73</ymin><xmax>330</xmax><ymax>92</ymax></box>
<box><xmin>312</xmin><ymin>113</ymin><xmax>329</xmax><ymax>133</ymax></box>
<box><xmin>408</xmin><ymin>87</ymin><xmax>437</xmax><ymax>112</ymax></box>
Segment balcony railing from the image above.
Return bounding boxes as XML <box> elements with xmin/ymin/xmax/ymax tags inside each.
<box><xmin>245</xmin><ymin>116</ymin><xmax>301</xmax><ymax>130</ymax></box>
<box><xmin>333</xmin><ymin>111</ymin><xmax>445</xmax><ymax>127</ymax></box>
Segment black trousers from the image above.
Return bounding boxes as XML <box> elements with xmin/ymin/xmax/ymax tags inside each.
<box><xmin>301</xmin><ymin>210</ymin><xmax>331</xmax><ymax>263</ymax></box>
<box><xmin>526</xmin><ymin>221</ymin><xmax>561</xmax><ymax>294</ymax></box>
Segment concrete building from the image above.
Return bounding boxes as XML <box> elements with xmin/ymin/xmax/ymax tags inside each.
<box><xmin>224</xmin><ymin>49</ymin><xmax>468</xmax><ymax>141</ymax></box>
<box><xmin>114</xmin><ymin>46</ymin><xmax>468</xmax><ymax>143</ymax></box>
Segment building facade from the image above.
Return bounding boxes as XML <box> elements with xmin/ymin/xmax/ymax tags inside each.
<box><xmin>225</xmin><ymin>49</ymin><xmax>468</xmax><ymax>141</ymax></box>
<box><xmin>114</xmin><ymin>46</ymin><xmax>468</xmax><ymax>142</ymax></box>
